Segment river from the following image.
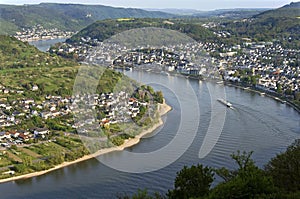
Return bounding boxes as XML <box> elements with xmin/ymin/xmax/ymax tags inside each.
<box><xmin>0</xmin><ymin>69</ymin><xmax>299</xmax><ymax>199</ymax></box>
<box><xmin>2</xmin><ymin>41</ymin><xmax>299</xmax><ymax>198</ymax></box>
<box><xmin>29</xmin><ymin>38</ymin><xmax>66</xmax><ymax>52</ymax></box>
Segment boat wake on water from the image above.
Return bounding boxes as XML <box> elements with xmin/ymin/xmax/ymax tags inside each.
<box><xmin>232</xmin><ymin>103</ymin><xmax>296</xmax><ymax>142</ymax></box>
<box><xmin>217</xmin><ymin>99</ymin><xmax>234</xmax><ymax>109</ymax></box>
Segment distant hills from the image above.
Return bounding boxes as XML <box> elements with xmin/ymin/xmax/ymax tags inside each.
<box><xmin>67</xmin><ymin>2</ymin><xmax>300</xmax><ymax>46</ymax></box>
<box><xmin>0</xmin><ymin>3</ymin><xmax>173</xmax><ymax>34</ymax></box>
<box><xmin>145</xmin><ymin>8</ymin><xmax>202</xmax><ymax>16</ymax></box>
<box><xmin>255</xmin><ymin>1</ymin><xmax>300</xmax><ymax>19</ymax></box>
<box><xmin>194</xmin><ymin>8</ymin><xmax>270</xmax><ymax>19</ymax></box>
<box><xmin>146</xmin><ymin>8</ymin><xmax>270</xmax><ymax>19</ymax></box>
<box><xmin>0</xmin><ymin>2</ymin><xmax>299</xmax><ymax>48</ymax></box>
<box><xmin>66</xmin><ymin>18</ymin><xmax>216</xmax><ymax>44</ymax></box>
<box><xmin>216</xmin><ymin>2</ymin><xmax>300</xmax><ymax>48</ymax></box>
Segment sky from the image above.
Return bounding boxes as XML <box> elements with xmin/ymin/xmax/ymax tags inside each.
<box><xmin>0</xmin><ymin>0</ymin><xmax>295</xmax><ymax>10</ymax></box>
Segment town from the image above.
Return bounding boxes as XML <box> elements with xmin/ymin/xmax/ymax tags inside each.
<box><xmin>14</xmin><ymin>25</ymin><xmax>74</xmax><ymax>41</ymax></box>
<box><xmin>0</xmin><ymin>85</ymin><xmax>153</xmax><ymax>148</ymax></box>
<box><xmin>50</xmin><ymin>35</ymin><xmax>300</xmax><ymax>105</ymax></box>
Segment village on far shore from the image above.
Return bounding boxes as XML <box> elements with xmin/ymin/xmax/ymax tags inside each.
<box><xmin>46</xmin><ymin>25</ymin><xmax>299</xmax><ymax>105</ymax></box>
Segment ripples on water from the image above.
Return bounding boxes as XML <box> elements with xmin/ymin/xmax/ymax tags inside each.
<box><xmin>0</xmin><ymin>71</ymin><xmax>299</xmax><ymax>199</ymax></box>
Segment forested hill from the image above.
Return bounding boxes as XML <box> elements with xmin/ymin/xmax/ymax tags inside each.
<box><xmin>0</xmin><ymin>35</ymin><xmax>74</xmax><ymax>69</ymax></box>
<box><xmin>66</xmin><ymin>18</ymin><xmax>216</xmax><ymax>44</ymax></box>
<box><xmin>217</xmin><ymin>2</ymin><xmax>300</xmax><ymax>48</ymax></box>
<box><xmin>255</xmin><ymin>1</ymin><xmax>300</xmax><ymax>18</ymax></box>
<box><xmin>0</xmin><ymin>3</ymin><xmax>173</xmax><ymax>34</ymax></box>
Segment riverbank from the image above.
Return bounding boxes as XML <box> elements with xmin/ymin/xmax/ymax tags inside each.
<box><xmin>224</xmin><ymin>82</ymin><xmax>300</xmax><ymax>114</ymax></box>
<box><xmin>134</xmin><ymin>66</ymin><xmax>300</xmax><ymax>114</ymax></box>
<box><xmin>0</xmin><ymin>101</ymin><xmax>172</xmax><ymax>184</ymax></box>
<box><xmin>133</xmin><ymin>66</ymin><xmax>300</xmax><ymax>114</ymax></box>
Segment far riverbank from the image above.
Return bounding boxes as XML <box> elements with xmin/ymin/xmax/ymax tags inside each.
<box><xmin>130</xmin><ymin>66</ymin><xmax>300</xmax><ymax>114</ymax></box>
<box><xmin>223</xmin><ymin>82</ymin><xmax>300</xmax><ymax>114</ymax></box>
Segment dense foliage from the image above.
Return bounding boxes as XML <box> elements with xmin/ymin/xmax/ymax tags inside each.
<box><xmin>265</xmin><ymin>139</ymin><xmax>300</xmax><ymax>193</ymax></box>
<box><xmin>67</xmin><ymin>18</ymin><xmax>216</xmax><ymax>44</ymax></box>
<box><xmin>167</xmin><ymin>165</ymin><xmax>214</xmax><ymax>199</ymax></box>
<box><xmin>0</xmin><ymin>35</ymin><xmax>74</xmax><ymax>69</ymax></box>
<box><xmin>0</xmin><ymin>3</ymin><xmax>173</xmax><ymax>33</ymax></box>
<box><xmin>67</xmin><ymin>3</ymin><xmax>300</xmax><ymax>49</ymax></box>
<box><xmin>215</xmin><ymin>2</ymin><xmax>300</xmax><ymax>48</ymax></box>
<box><xmin>120</xmin><ymin>139</ymin><xmax>300</xmax><ymax>199</ymax></box>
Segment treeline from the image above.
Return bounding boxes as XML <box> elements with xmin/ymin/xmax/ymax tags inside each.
<box><xmin>67</xmin><ymin>18</ymin><xmax>216</xmax><ymax>44</ymax></box>
<box><xmin>218</xmin><ymin>17</ymin><xmax>300</xmax><ymax>49</ymax></box>
<box><xmin>215</xmin><ymin>2</ymin><xmax>300</xmax><ymax>49</ymax></box>
<box><xmin>0</xmin><ymin>3</ymin><xmax>173</xmax><ymax>34</ymax></box>
<box><xmin>120</xmin><ymin>139</ymin><xmax>300</xmax><ymax>199</ymax></box>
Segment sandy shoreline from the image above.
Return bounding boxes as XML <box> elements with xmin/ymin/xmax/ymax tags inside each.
<box><xmin>0</xmin><ymin>101</ymin><xmax>172</xmax><ymax>184</ymax></box>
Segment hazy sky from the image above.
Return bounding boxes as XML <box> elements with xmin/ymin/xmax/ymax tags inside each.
<box><xmin>0</xmin><ymin>0</ymin><xmax>295</xmax><ymax>10</ymax></box>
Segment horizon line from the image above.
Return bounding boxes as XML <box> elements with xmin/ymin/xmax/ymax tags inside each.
<box><xmin>0</xmin><ymin>1</ymin><xmax>295</xmax><ymax>11</ymax></box>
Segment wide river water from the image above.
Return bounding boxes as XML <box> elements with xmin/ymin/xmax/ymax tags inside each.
<box><xmin>1</xmin><ymin>41</ymin><xmax>299</xmax><ymax>199</ymax></box>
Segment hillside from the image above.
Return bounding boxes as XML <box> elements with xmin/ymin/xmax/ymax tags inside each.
<box><xmin>255</xmin><ymin>1</ymin><xmax>300</xmax><ymax>18</ymax></box>
<box><xmin>216</xmin><ymin>2</ymin><xmax>300</xmax><ymax>48</ymax></box>
<box><xmin>0</xmin><ymin>35</ymin><xmax>74</xmax><ymax>69</ymax></box>
<box><xmin>66</xmin><ymin>18</ymin><xmax>216</xmax><ymax>44</ymax></box>
<box><xmin>193</xmin><ymin>8</ymin><xmax>269</xmax><ymax>19</ymax></box>
<box><xmin>145</xmin><ymin>8</ymin><xmax>269</xmax><ymax>19</ymax></box>
<box><xmin>0</xmin><ymin>3</ymin><xmax>173</xmax><ymax>34</ymax></box>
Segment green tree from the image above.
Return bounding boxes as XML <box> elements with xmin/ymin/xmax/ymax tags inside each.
<box><xmin>276</xmin><ymin>83</ymin><xmax>283</xmax><ymax>94</ymax></box>
<box><xmin>117</xmin><ymin>189</ymin><xmax>165</xmax><ymax>199</ymax></box>
<box><xmin>209</xmin><ymin>151</ymin><xmax>276</xmax><ymax>199</ymax></box>
<box><xmin>13</xmin><ymin>164</ymin><xmax>27</xmax><ymax>173</ymax></box>
<box><xmin>168</xmin><ymin>164</ymin><xmax>214</xmax><ymax>199</ymax></box>
<box><xmin>147</xmin><ymin>86</ymin><xmax>155</xmax><ymax>95</ymax></box>
<box><xmin>155</xmin><ymin>91</ymin><xmax>164</xmax><ymax>104</ymax></box>
<box><xmin>250</xmin><ymin>76</ymin><xmax>257</xmax><ymax>86</ymax></box>
<box><xmin>265</xmin><ymin>139</ymin><xmax>300</xmax><ymax>192</ymax></box>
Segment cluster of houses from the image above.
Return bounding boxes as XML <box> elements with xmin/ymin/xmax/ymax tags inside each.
<box><xmin>49</xmin><ymin>42</ymin><xmax>88</xmax><ymax>59</ymax></box>
<box><xmin>0</xmin><ymin>128</ymin><xmax>49</xmax><ymax>147</ymax></box>
<box><xmin>113</xmin><ymin>49</ymin><xmax>201</xmax><ymax>73</ymax></box>
<box><xmin>0</xmin><ymin>94</ymin><xmax>72</xmax><ymax>147</ymax></box>
<box><xmin>212</xmin><ymin>41</ymin><xmax>300</xmax><ymax>96</ymax></box>
<box><xmin>0</xmin><ymin>94</ymin><xmax>72</xmax><ymax>127</ymax></box>
<box><xmin>72</xmin><ymin>91</ymin><xmax>148</xmax><ymax>129</ymax></box>
<box><xmin>81</xmin><ymin>41</ymin><xmax>214</xmax><ymax>77</ymax></box>
<box><xmin>0</xmin><ymin>87</ymin><xmax>150</xmax><ymax>147</ymax></box>
<box><xmin>49</xmin><ymin>33</ymin><xmax>299</xmax><ymax>99</ymax></box>
<box><xmin>14</xmin><ymin>24</ymin><xmax>74</xmax><ymax>42</ymax></box>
